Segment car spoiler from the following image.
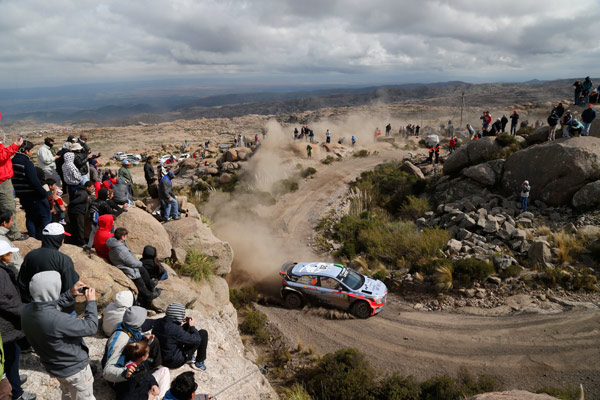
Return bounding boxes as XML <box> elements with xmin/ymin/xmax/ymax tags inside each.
<box><xmin>279</xmin><ymin>262</ymin><xmax>297</xmax><ymax>278</ymax></box>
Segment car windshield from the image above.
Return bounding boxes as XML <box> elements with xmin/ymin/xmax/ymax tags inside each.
<box><xmin>337</xmin><ymin>268</ymin><xmax>364</xmax><ymax>290</ymax></box>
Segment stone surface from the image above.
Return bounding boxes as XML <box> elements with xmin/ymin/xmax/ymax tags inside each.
<box><xmin>524</xmin><ymin>126</ymin><xmax>551</xmax><ymax>145</ymax></box>
<box><xmin>470</xmin><ymin>390</ymin><xmax>559</xmax><ymax>399</ymax></box>
<box><xmin>501</xmin><ymin>137</ymin><xmax>600</xmax><ymax>206</ymax></box>
<box><xmin>528</xmin><ymin>240</ymin><xmax>551</xmax><ymax>266</ymax></box>
<box><xmin>447</xmin><ymin>239</ymin><xmax>462</xmax><ymax>254</ymax></box>
<box><xmin>400</xmin><ymin>160</ymin><xmax>425</xmax><ymax>179</ymax></box>
<box><xmin>114</xmin><ymin>207</ymin><xmax>172</xmax><ymax>259</ymax></box>
<box><xmin>443</xmin><ymin>137</ymin><xmax>503</xmax><ymax>174</ymax></box>
<box><xmin>572</xmin><ymin>180</ymin><xmax>600</xmax><ymax>208</ymax></box>
<box><xmin>163</xmin><ymin>216</ymin><xmax>234</xmax><ymax>275</ymax></box>
<box><xmin>224</xmin><ymin>149</ymin><xmax>239</xmax><ymax>162</ymax></box>
<box><xmin>462</xmin><ymin>160</ymin><xmax>504</xmax><ymax>187</ymax></box>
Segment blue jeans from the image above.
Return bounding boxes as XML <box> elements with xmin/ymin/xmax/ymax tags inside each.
<box><xmin>161</xmin><ymin>198</ymin><xmax>179</xmax><ymax>219</ymax></box>
<box><xmin>4</xmin><ymin>341</ymin><xmax>23</xmax><ymax>399</ymax></box>
<box><xmin>582</xmin><ymin>122</ymin><xmax>592</xmax><ymax>136</ymax></box>
<box><xmin>575</xmin><ymin>90</ymin><xmax>581</xmax><ymax>105</ymax></box>
<box><xmin>521</xmin><ymin>197</ymin><xmax>528</xmax><ymax>211</ymax></box>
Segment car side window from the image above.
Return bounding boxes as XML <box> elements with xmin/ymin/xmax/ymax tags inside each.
<box><xmin>297</xmin><ymin>275</ymin><xmax>317</xmax><ymax>286</ymax></box>
<box><xmin>319</xmin><ymin>276</ymin><xmax>341</xmax><ymax>290</ymax></box>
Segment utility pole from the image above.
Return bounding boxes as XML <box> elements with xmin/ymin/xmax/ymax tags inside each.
<box><xmin>460</xmin><ymin>92</ymin><xmax>465</xmax><ymax>127</ymax></box>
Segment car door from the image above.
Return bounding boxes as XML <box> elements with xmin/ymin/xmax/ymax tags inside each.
<box><xmin>294</xmin><ymin>275</ymin><xmax>320</xmax><ymax>302</ymax></box>
<box><xmin>317</xmin><ymin>276</ymin><xmax>347</xmax><ymax>308</ymax></box>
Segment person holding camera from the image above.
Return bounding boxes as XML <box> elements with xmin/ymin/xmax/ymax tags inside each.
<box><xmin>21</xmin><ymin>271</ymin><xmax>97</xmax><ymax>399</ymax></box>
<box><xmin>114</xmin><ymin>340</ymin><xmax>169</xmax><ymax>400</ymax></box>
<box><xmin>152</xmin><ymin>303</ymin><xmax>209</xmax><ymax>371</ymax></box>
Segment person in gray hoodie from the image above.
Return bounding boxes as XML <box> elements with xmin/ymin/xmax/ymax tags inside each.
<box><xmin>106</xmin><ymin>228</ymin><xmax>160</xmax><ymax>307</ymax></box>
<box><xmin>20</xmin><ymin>271</ymin><xmax>97</xmax><ymax>400</ymax></box>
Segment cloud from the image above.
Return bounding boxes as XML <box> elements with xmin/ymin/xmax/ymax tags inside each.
<box><xmin>0</xmin><ymin>0</ymin><xmax>599</xmax><ymax>87</ymax></box>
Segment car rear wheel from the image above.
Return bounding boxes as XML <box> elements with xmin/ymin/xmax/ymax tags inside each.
<box><xmin>284</xmin><ymin>292</ymin><xmax>302</xmax><ymax>309</ymax></box>
<box><xmin>350</xmin><ymin>301</ymin><xmax>372</xmax><ymax>319</ymax></box>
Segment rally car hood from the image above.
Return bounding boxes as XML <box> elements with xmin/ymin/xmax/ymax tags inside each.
<box><xmin>357</xmin><ymin>277</ymin><xmax>387</xmax><ymax>298</ymax></box>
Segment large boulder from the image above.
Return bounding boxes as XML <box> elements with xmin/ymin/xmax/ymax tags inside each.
<box><xmin>163</xmin><ymin>215</ymin><xmax>233</xmax><ymax>275</ymax></box>
<box><xmin>572</xmin><ymin>180</ymin><xmax>600</xmax><ymax>208</ymax></box>
<box><xmin>462</xmin><ymin>159</ymin><xmax>504</xmax><ymax>187</ymax></box>
<box><xmin>443</xmin><ymin>137</ymin><xmax>503</xmax><ymax>175</ymax></box>
<box><xmin>115</xmin><ymin>207</ymin><xmax>171</xmax><ymax>259</ymax></box>
<box><xmin>400</xmin><ymin>160</ymin><xmax>425</xmax><ymax>179</ymax></box>
<box><xmin>528</xmin><ymin>240</ymin><xmax>551</xmax><ymax>266</ymax></box>
<box><xmin>501</xmin><ymin>137</ymin><xmax>600</xmax><ymax>206</ymax></box>
<box><xmin>470</xmin><ymin>390</ymin><xmax>559</xmax><ymax>399</ymax></box>
<box><xmin>524</xmin><ymin>126</ymin><xmax>551</xmax><ymax>145</ymax></box>
<box><xmin>13</xmin><ymin>239</ymin><xmax>136</xmax><ymax>309</ymax></box>
<box><xmin>224</xmin><ymin>149</ymin><xmax>238</xmax><ymax>162</ymax></box>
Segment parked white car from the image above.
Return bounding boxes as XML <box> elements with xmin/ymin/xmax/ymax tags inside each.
<box><xmin>114</xmin><ymin>152</ymin><xmax>126</xmax><ymax>161</ymax></box>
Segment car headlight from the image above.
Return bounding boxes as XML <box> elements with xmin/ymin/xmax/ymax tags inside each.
<box><xmin>373</xmin><ymin>297</ymin><xmax>384</xmax><ymax>304</ymax></box>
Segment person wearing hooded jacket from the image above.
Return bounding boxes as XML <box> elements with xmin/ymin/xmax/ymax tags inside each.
<box><xmin>62</xmin><ymin>152</ymin><xmax>82</xmax><ymax>200</ymax></box>
<box><xmin>21</xmin><ymin>271</ymin><xmax>96</xmax><ymax>400</ymax></box>
<box><xmin>12</xmin><ymin>141</ymin><xmax>52</xmax><ymax>240</ymax></box>
<box><xmin>140</xmin><ymin>245</ymin><xmax>168</xmax><ymax>282</ymax></box>
<box><xmin>17</xmin><ymin>223</ymin><xmax>79</xmax><ymax>305</ymax></box>
<box><xmin>101</xmin><ymin>290</ymin><xmax>134</xmax><ymax>337</ymax></box>
<box><xmin>106</xmin><ymin>228</ymin><xmax>159</xmax><ymax>307</ymax></box>
<box><xmin>0</xmin><ymin>241</ymin><xmax>36</xmax><ymax>400</ymax></box>
<box><xmin>86</xmin><ymin>188</ymin><xmax>125</xmax><ymax>250</ymax></box>
<box><xmin>93</xmin><ymin>214</ymin><xmax>114</xmax><ymax>261</ymax></box>
<box><xmin>520</xmin><ymin>180</ymin><xmax>530</xmax><ymax>212</ymax></box>
<box><xmin>102</xmin><ymin>306</ymin><xmax>161</xmax><ymax>385</ymax></box>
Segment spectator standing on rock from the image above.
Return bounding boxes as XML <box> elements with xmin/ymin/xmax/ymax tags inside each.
<box><xmin>547</xmin><ymin>110</ymin><xmax>559</xmax><ymax>141</ymax></box>
<box><xmin>449</xmin><ymin>136</ymin><xmax>457</xmax><ymax>154</ymax></box>
<box><xmin>17</xmin><ymin>223</ymin><xmax>79</xmax><ymax>306</ymax></box>
<box><xmin>500</xmin><ymin>115</ymin><xmax>508</xmax><ymax>133</ymax></box>
<box><xmin>159</xmin><ymin>171</ymin><xmax>180</xmax><ymax>221</ymax></box>
<box><xmin>106</xmin><ymin>228</ymin><xmax>160</xmax><ymax>307</ymax></box>
<box><xmin>0</xmin><ymin>210</ymin><xmax>23</xmax><ymax>273</ymax></box>
<box><xmin>67</xmin><ymin>181</ymin><xmax>94</xmax><ymax>247</ymax></box>
<box><xmin>143</xmin><ymin>156</ymin><xmax>155</xmax><ymax>190</ymax></box>
<box><xmin>573</xmin><ymin>80</ymin><xmax>583</xmax><ymax>106</ymax></box>
<box><xmin>325</xmin><ymin>129</ymin><xmax>331</xmax><ymax>143</ymax></box>
<box><xmin>582</xmin><ymin>77</ymin><xmax>593</xmax><ymax>105</ymax></box>
<box><xmin>37</xmin><ymin>137</ymin><xmax>61</xmax><ymax>184</ymax></box>
<box><xmin>556</xmin><ymin>103</ymin><xmax>565</xmax><ymax>118</ymax></box>
<box><xmin>520</xmin><ymin>180</ymin><xmax>530</xmax><ymax>212</ymax></box>
<box><xmin>434</xmin><ymin>143</ymin><xmax>440</xmax><ymax>164</ymax></box>
<box><xmin>0</xmin><ymin>136</ymin><xmax>24</xmax><ymax>242</ymax></box>
<box><xmin>385</xmin><ymin>124</ymin><xmax>391</xmax><ymax>137</ymax></box>
<box><xmin>415</xmin><ymin>125</ymin><xmax>420</xmax><ymax>137</ymax></box>
<box><xmin>12</xmin><ymin>141</ymin><xmax>52</xmax><ymax>239</ymax></box>
<box><xmin>352</xmin><ymin>136</ymin><xmax>356</xmax><ymax>146</ymax></box>
<box><xmin>152</xmin><ymin>303</ymin><xmax>208</xmax><ymax>371</ymax></box>
<box><xmin>581</xmin><ymin>104</ymin><xmax>596</xmax><ymax>136</ymax></box>
<box><xmin>62</xmin><ymin>152</ymin><xmax>82</xmax><ymax>200</ymax></box>
<box><xmin>118</xmin><ymin>160</ymin><xmax>134</xmax><ymax>201</ymax></box>
<box><xmin>509</xmin><ymin>110</ymin><xmax>519</xmax><ymax>135</ymax></box>
<box><xmin>21</xmin><ymin>272</ymin><xmax>96</xmax><ymax>400</ymax></box>
<box><xmin>0</xmin><ymin>241</ymin><xmax>37</xmax><ymax>400</ymax></box>
<box><xmin>466</xmin><ymin>124</ymin><xmax>475</xmax><ymax>139</ymax></box>
<box><xmin>427</xmin><ymin>146</ymin><xmax>434</xmax><ymax>164</ymax></box>
<box><xmin>306</xmin><ymin>145</ymin><xmax>312</xmax><ymax>159</ymax></box>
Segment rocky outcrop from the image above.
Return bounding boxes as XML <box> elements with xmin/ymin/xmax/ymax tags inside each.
<box><xmin>501</xmin><ymin>137</ymin><xmax>600</xmax><ymax>206</ymax></box>
<box><xmin>443</xmin><ymin>137</ymin><xmax>503</xmax><ymax>175</ymax></box>
<box><xmin>115</xmin><ymin>207</ymin><xmax>171</xmax><ymax>259</ymax></box>
<box><xmin>470</xmin><ymin>390</ymin><xmax>559</xmax><ymax>399</ymax></box>
<box><xmin>462</xmin><ymin>159</ymin><xmax>504</xmax><ymax>187</ymax></box>
<box><xmin>572</xmin><ymin>180</ymin><xmax>600</xmax><ymax>208</ymax></box>
<box><xmin>401</xmin><ymin>160</ymin><xmax>425</xmax><ymax>179</ymax></box>
<box><xmin>524</xmin><ymin>126</ymin><xmax>551</xmax><ymax>145</ymax></box>
<box><xmin>163</xmin><ymin>210</ymin><xmax>234</xmax><ymax>276</ymax></box>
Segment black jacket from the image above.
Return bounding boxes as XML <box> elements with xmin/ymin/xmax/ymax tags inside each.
<box><xmin>0</xmin><ymin>262</ymin><xmax>25</xmax><ymax>343</ymax></box>
<box><xmin>12</xmin><ymin>152</ymin><xmax>47</xmax><ymax>202</ymax></box>
<box><xmin>143</xmin><ymin>162</ymin><xmax>155</xmax><ymax>183</ymax></box>
<box><xmin>68</xmin><ymin>186</ymin><xmax>90</xmax><ymax>215</ymax></box>
<box><xmin>152</xmin><ymin>317</ymin><xmax>204</xmax><ymax>367</ymax></box>
<box><xmin>17</xmin><ymin>234</ymin><xmax>80</xmax><ymax>303</ymax></box>
<box><xmin>74</xmin><ymin>151</ymin><xmax>89</xmax><ymax>175</ymax></box>
<box><xmin>55</xmin><ymin>148</ymin><xmax>70</xmax><ymax>179</ymax></box>
<box><xmin>114</xmin><ymin>360</ymin><xmax>158</xmax><ymax>400</ymax></box>
<box><xmin>582</xmin><ymin>108</ymin><xmax>597</xmax><ymax>124</ymax></box>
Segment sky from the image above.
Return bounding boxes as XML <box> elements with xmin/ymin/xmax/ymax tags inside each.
<box><xmin>1</xmin><ymin>0</ymin><xmax>599</xmax><ymax>89</ymax></box>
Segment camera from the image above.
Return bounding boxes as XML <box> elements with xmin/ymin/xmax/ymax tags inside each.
<box><xmin>77</xmin><ymin>286</ymin><xmax>89</xmax><ymax>294</ymax></box>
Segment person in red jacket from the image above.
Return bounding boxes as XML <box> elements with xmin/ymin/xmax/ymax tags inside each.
<box><xmin>94</xmin><ymin>214</ymin><xmax>114</xmax><ymax>261</ymax></box>
<box><xmin>0</xmin><ymin>137</ymin><xmax>24</xmax><ymax>241</ymax></box>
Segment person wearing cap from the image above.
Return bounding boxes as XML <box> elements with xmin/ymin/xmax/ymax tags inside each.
<box><xmin>71</xmin><ymin>142</ymin><xmax>89</xmax><ymax>184</ymax></box>
<box><xmin>0</xmin><ymin>241</ymin><xmax>36</xmax><ymax>400</ymax></box>
<box><xmin>520</xmin><ymin>180</ymin><xmax>530</xmax><ymax>212</ymax></box>
<box><xmin>102</xmin><ymin>305</ymin><xmax>161</xmax><ymax>385</ymax></box>
<box><xmin>158</xmin><ymin>171</ymin><xmax>180</xmax><ymax>221</ymax></box>
<box><xmin>62</xmin><ymin>152</ymin><xmax>83</xmax><ymax>200</ymax></box>
<box><xmin>581</xmin><ymin>104</ymin><xmax>596</xmax><ymax>136</ymax></box>
<box><xmin>509</xmin><ymin>110</ymin><xmax>519</xmax><ymax>136</ymax></box>
<box><xmin>106</xmin><ymin>228</ymin><xmax>160</xmax><ymax>308</ymax></box>
<box><xmin>17</xmin><ymin>223</ymin><xmax>79</xmax><ymax>305</ymax></box>
<box><xmin>11</xmin><ymin>140</ymin><xmax>52</xmax><ymax>240</ymax></box>
<box><xmin>21</xmin><ymin>271</ymin><xmax>96</xmax><ymax>400</ymax></box>
<box><xmin>152</xmin><ymin>303</ymin><xmax>208</xmax><ymax>371</ymax></box>
<box><xmin>0</xmin><ymin>209</ymin><xmax>23</xmax><ymax>273</ymax></box>
<box><xmin>0</xmin><ymin>136</ymin><xmax>24</xmax><ymax>242</ymax></box>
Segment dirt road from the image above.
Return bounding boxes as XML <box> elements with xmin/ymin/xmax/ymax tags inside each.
<box><xmin>218</xmin><ymin>143</ymin><xmax>600</xmax><ymax>396</ymax></box>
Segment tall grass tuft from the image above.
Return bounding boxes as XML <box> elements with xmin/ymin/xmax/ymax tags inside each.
<box><xmin>174</xmin><ymin>250</ymin><xmax>215</xmax><ymax>282</ymax></box>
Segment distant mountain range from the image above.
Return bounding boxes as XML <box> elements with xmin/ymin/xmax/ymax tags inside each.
<box><xmin>0</xmin><ymin>78</ymin><xmax>578</xmax><ymax>125</ymax></box>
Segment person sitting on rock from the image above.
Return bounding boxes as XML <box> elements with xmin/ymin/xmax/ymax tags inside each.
<box><xmin>158</xmin><ymin>171</ymin><xmax>180</xmax><ymax>221</ymax></box>
<box><xmin>114</xmin><ymin>340</ymin><xmax>170</xmax><ymax>400</ymax></box>
<box><xmin>94</xmin><ymin>214</ymin><xmax>114</xmax><ymax>261</ymax></box>
<box><xmin>0</xmin><ymin>209</ymin><xmax>23</xmax><ymax>273</ymax></box>
<box><xmin>17</xmin><ymin>223</ymin><xmax>79</xmax><ymax>307</ymax></box>
<box><xmin>21</xmin><ymin>272</ymin><xmax>96</xmax><ymax>400</ymax></box>
<box><xmin>102</xmin><ymin>306</ymin><xmax>162</xmax><ymax>387</ymax></box>
<box><xmin>101</xmin><ymin>290</ymin><xmax>135</xmax><ymax>336</ymax></box>
<box><xmin>164</xmin><ymin>371</ymin><xmax>212</xmax><ymax>400</ymax></box>
<box><xmin>568</xmin><ymin>118</ymin><xmax>584</xmax><ymax>137</ymax></box>
<box><xmin>152</xmin><ymin>303</ymin><xmax>209</xmax><ymax>371</ymax></box>
<box><xmin>106</xmin><ymin>228</ymin><xmax>160</xmax><ymax>308</ymax></box>
<box><xmin>140</xmin><ymin>245</ymin><xmax>168</xmax><ymax>282</ymax></box>
<box><xmin>86</xmin><ymin>188</ymin><xmax>126</xmax><ymax>251</ymax></box>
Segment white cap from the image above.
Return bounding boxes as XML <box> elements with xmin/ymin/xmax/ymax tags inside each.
<box><xmin>42</xmin><ymin>223</ymin><xmax>71</xmax><ymax>236</ymax></box>
<box><xmin>0</xmin><ymin>241</ymin><xmax>19</xmax><ymax>256</ymax></box>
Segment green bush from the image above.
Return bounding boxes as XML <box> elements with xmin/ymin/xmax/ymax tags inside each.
<box><xmin>240</xmin><ymin>310</ymin><xmax>267</xmax><ymax>335</ymax></box>
<box><xmin>275</xmin><ymin>178</ymin><xmax>299</xmax><ymax>194</ymax></box>
<box><xmin>495</xmin><ymin>133</ymin><xmax>517</xmax><ymax>147</ymax></box>
<box><xmin>453</xmin><ymin>258</ymin><xmax>495</xmax><ymax>286</ymax></box>
<box><xmin>302</xmin><ymin>348</ymin><xmax>375</xmax><ymax>400</ymax></box>
<box><xmin>499</xmin><ymin>264</ymin><xmax>522</xmax><ymax>279</ymax></box>
<box><xmin>301</xmin><ymin>167</ymin><xmax>317</xmax><ymax>178</ymax></box>
<box><xmin>371</xmin><ymin>375</ymin><xmax>421</xmax><ymax>400</ymax></box>
<box><xmin>536</xmin><ymin>386</ymin><xmax>581</xmax><ymax>400</ymax></box>
<box><xmin>353</xmin><ymin>149</ymin><xmax>370</xmax><ymax>158</ymax></box>
<box><xmin>401</xmin><ymin>195</ymin><xmax>431</xmax><ymax>219</ymax></box>
<box><xmin>230</xmin><ymin>286</ymin><xmax>259</xmax><ymax>309</ymax></box>
<box><xmin>420</xmin><ymin>368</ymin><xmax>498</xmax><ymax>400</ymax></box>
<box><xmin>321</xmin><ymin>155</ymin><xmax>339</xmax><ymax>165</ymax></box>
<box><xmin>516</xmin><ymin>126</ymin><xmax>535</xmax><ymax>135</ymax></box>
<box><xmin>174</xmin><ymin>250</ymin><xmax>215</xmax><ymax>282</ymax></box>
<box><xmin>282</xmin><ymin>383</ymin><xmax>313</xmax><ymax>400</ymax></box>
<box><xmin>372</xmin><ymin>269</ymin><xmax>387</xmax><ymax>282</ymax></box>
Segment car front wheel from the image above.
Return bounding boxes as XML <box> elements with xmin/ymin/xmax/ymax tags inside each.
<box><xmin>350</xmin><ymin>301</ymin><xmax>372</xmax><ymax>319</ymax></box>
<box><xmin>284</xmin><ymin>292</ymin><xmax>303</xmax><ymax>309</ymax></box>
